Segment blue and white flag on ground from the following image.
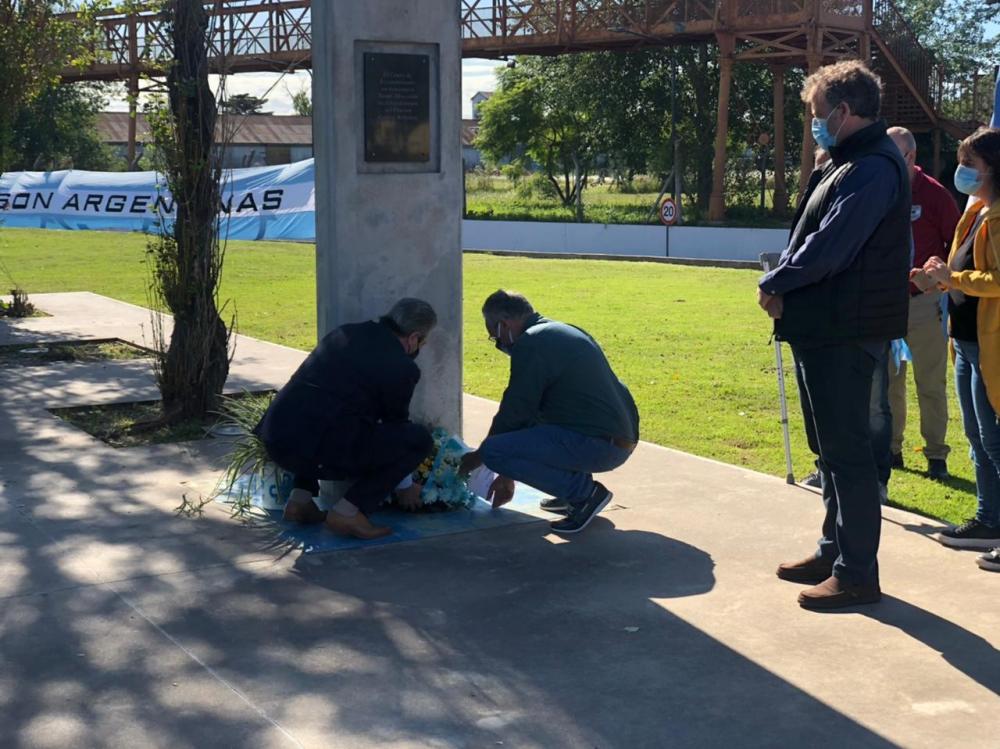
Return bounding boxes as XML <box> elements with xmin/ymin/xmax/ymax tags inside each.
<box><xmin>0</xmin><ymin>159</ymin><xmax>316</xmax><ymax>242</ymax></box>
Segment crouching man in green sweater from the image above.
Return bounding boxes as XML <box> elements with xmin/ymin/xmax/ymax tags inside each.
<box><xmin>460</xmin><ymin>290</ymin><xmax>640</xmax><ymax>534</ymax></box>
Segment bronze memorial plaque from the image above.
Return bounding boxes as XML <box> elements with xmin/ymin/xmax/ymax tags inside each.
<box><xmin>363</xmin><ymin>52</ymin><xmax>431</xmax><ymax>163</ymax></box>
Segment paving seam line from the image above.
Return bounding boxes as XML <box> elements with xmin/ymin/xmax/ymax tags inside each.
<box><xmin>33</xmin><ymin>292</ymin><xmax>310</xmax><ymax>356</ymax></box>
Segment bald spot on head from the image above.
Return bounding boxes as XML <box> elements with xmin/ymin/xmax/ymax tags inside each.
<box><xmin>887</xmin><ymin>126</ymin><xmax>916</xmax><ymax>157</ymax></box>
<box><xmin>887</xmin><ymin>126</ymin><xmax>917</xmax><ymax>179</ymax></box>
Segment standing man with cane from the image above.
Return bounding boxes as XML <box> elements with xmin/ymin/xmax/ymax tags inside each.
<box><xmin>757</xmin><ymin>61</ymin><xmax>911</xmax><ymax>610</ymax></box>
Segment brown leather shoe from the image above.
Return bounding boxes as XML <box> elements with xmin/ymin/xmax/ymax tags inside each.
<box><xmin>324</xmin><ymin>509</ymin><xmax>392</xmax><ymax>540</ymax></box>
<box><xmin>282</xmin><ymin>498</ymin><xmax>327</xmax><ymax>524</ymax></box>
<box><xmin>798</xmin><ymin>576</ymin><xmax>881</xmax><ymax>610</ymax></box>
<box><xmin>776</xmin><ymin>554</ymin><xmax>834</xmax><ymax>584</ymax></box>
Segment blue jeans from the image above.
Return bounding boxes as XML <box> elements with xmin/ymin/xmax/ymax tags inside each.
<box><xmin>953</xmin><ymin>340</ymin><xmax>1000</xmax><ymax>527</ymax></box>
<box><xmin>793</xmin><ymin>343</ymin><xmax>881</xmax><ymax>586</ymax></box>
<box><xmin>480</xmin><ymin>425</ymin><xmax>633</xmax><ymax>502</ymax></box>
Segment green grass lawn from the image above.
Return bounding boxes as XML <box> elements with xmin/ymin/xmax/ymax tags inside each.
<box><xmin>0</xmin><ymin>227</ymin><xmax>976</xmax><ymax>524</ymax></box>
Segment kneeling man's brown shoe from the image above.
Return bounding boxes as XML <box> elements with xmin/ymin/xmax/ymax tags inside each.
<box><xmin>324</xmin><ymin>510</ymin><xmax>392</xmax><ymax>540</ymax></box>
<box><xmin>798</xmin><ymin>575</ymin><xmax>881</xmax><ymax>610</ymax></box>
<box><xmin>776</xmin><ymin>555</ymin><xmax>834</xmax><ymax>584</ymax></box>
<box><xmin>282</xmin><ymin>498</ymin><xmax>327</xmax><ymax>525</ymax></box>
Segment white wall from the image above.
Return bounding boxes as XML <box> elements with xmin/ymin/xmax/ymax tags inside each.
<box><xmin>462</xmin><ymin>220</ymin><xmax>789</xmax><ymax>262</ymax></box>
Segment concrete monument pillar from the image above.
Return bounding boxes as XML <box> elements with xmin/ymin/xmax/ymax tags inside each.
<box><xmin>312</xmin><ymin>1</ymin><xmax>463</xmax><ymax>434</ymax></box>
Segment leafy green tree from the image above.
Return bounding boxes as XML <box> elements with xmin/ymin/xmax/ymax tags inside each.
<box><xmin>0</xmin><ymin>1</ymin><xmax>102</xmax><ymax>313</ymax></box>
<box><xmin>649</xmin><ymin>44</ymin><xmax>719</xmax><ymax>211</ymax></box>
<box><xmin>220</xmin><ymin>92</ymin><xmax>268</xmax><ymax>115</ymax></box>
<box><xmin>0</xmin><ymin>0</ymin><xmax>102</xmax><ymax>172</ymax></box>
<box><xmin>10</xmin><ymin>83</ymin><xmax>113</xmax><ymax>171</ymax></box>
<box><xmin>476</xmin><ymin>47</ymin><xmax>804</xmax><ymax>216</ymax></box>
<box><xmin>892</xmin><ymin>0</ymin><xmax>999</xmax><ymax>75</ymax></box>
<box><xmin>291</xmin><ymin>86</ymin><xmax>312</xmax><ymax>116</ymax></box>
<box><xmin>476</xmin><ymin>56</ymin><xmax>602</xmax><ymax>209</ymax></box>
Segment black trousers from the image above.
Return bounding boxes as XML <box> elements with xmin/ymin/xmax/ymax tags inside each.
<box><xmin>280</xmin><ymin>422</ymin><xmax>433</xmax><ymax>515</ymax></box>
<box><xmin>793</xmin><ymin>343</ymin><xmax>882</xmax><ymax>586</ymax></box>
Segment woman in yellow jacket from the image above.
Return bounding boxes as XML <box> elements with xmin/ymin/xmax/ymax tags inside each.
<box><xmin>923</xmin><ymin>126</ymin><xmax>1000</xmax><ymax>572</ymax></box>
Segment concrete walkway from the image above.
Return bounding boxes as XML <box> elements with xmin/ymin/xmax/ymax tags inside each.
<box><xmin>0</xmin><ymin>293</ymin><xmax>997</xmax><ymax>749</ymax></box>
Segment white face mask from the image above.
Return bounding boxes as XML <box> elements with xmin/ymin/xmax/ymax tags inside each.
<box><xmin>811</xmin><ymin>103</ymin><xmax>846</xmax><ymax>150</ymax></box>
<box><xmin>954</xmin><ymin>164</ymin><xmax>985</xmax><ymax>195</ymax></box>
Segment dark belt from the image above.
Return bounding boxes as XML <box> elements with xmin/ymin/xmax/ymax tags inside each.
<box><xmin>609</xmin><ymin>436</ymin><xmax>637</xmax><ymax>451</ymax></box>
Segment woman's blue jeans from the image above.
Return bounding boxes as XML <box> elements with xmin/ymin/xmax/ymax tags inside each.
<box><xmin>953</xmin><ymin>339</ymin><xmax>1000</xmax><ymax>527</ymax></box>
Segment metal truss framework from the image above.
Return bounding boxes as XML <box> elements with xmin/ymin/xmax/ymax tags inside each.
<box><xmin>63</xmin><ymin>0</ymin><xmax>312</xmax><ymax>81</ymax></box>
<box><xmin>61</xmin><ymin>0</ymin><xmax>992</xmax><ymax>215</ymax></box>
<box><xmin>63</xmin><ymin>0</ymin><xmax>990</xmax><ymax>137</ymax></box>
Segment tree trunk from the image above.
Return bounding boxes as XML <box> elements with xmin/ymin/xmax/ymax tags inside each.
<box><xmin>155</xmin><ymin>0</ymin><xmax>230</xmax><ymax>421</ymax></box>
<box><xmin>688</xmin><ymin>43</ymin><xmax>717</xmax><ymax>211</ymax></box>
<box><xmin>573</xmin><ymin>154</ymin><xmax>585</xmax><ymax>222</ymax></box>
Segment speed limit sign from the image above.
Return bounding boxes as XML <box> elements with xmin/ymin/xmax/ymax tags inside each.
<box><xmin>659</xmin><ymin>198</ymin><xmax>678</xmax><ymax>226</ymax></box>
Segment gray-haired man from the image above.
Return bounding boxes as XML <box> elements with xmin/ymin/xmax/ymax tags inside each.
<box><xmin>255</xmin><ymin>298</ymin><xmax>436</xmax><ymax>539</ymax></box>
<box><xmin>460</xmin><ymin>290</ymin><xmax>639</xmax><ymax>534</ymax></box>
<box><xmin>759</xmin><ymin>61</ymin><xmax>911</xmax><ymax>609</ymax></box>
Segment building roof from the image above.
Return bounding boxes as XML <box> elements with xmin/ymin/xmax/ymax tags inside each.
<box><xmin>96</xmin><ymin>112</ymin><xmax>314</xmax><ymax>146</ymax></box>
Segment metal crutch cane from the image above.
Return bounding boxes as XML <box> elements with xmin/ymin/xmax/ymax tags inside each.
<box><xmin>760</xmin><ymin>252</ymin><xmax>795</xmax><ymax>484</ymax></box>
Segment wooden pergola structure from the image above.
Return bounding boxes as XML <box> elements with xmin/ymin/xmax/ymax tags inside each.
<box><xmin>61</xmin><ymin>0</ymin><xmax>993</xmax><ymax>219</ymax></box>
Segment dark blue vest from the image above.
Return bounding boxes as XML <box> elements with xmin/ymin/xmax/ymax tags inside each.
<box><xmin>775</xmin><ymin>120</ymin><xmax>911</xmax><ymax>344</ymax></box>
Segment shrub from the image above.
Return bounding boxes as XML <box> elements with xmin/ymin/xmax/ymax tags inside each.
<box><xmin>0</xmin><ymin>288</ymin><xmax>35</xmax><ymax>318</ymax></box>
<box><xmin>500</xmin><ymin>163</ymin><xmax>527</xmax><ymax>186</ymax></box>
<box><xmin>613</xmin><ymin>175</ymin><xmax>663</xmax><ymax>194</ymax></box>
<box><xmin>516</xmin><ymin>172</ymin><xmax>560</xmax><ymax>200</ymax></box>
<box><xmin>466</xmin><ymin>166</ymin><xmax>496</xmax><ymax>192</ymax></box>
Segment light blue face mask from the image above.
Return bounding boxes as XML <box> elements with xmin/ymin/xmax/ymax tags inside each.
<box><xmin>954</xmin><ymin>164</ymin><xmax>985</xmax><ymax>195</ymax></box>
<box><xmin>811</xmin><ymin>104</ymin><xmax>845</xmax><ymax>150</ymax></box>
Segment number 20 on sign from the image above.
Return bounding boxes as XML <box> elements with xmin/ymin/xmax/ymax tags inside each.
<box><xmin>659</xmin><ymin>198</ymin><xmax>678</xmax><ymax>226</ymax></box>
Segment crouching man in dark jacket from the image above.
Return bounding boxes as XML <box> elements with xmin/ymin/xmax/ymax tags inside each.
<box><xmin>460</xmin><ymin>290</ymin><xmax>639</xmax><ymax>535</ymax></box>
<box><xmin>254</xmin><ymin>299</ymin><xmax>436</xmax><ymax>539</ymax></box>
<box><xmin>758</xmin><ymin>61</ymin><xmax>911</xmax><ymax>609</ymax></box>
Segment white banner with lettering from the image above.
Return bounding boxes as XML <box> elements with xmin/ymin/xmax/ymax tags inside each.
<box><xmin>0</xmin><ymin>159</ymin><xmax>316</xmax><ymax>241</ymax></box>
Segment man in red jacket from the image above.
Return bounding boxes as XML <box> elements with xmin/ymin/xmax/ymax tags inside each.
<box><xmin>886</xmin><ymin>127</ymin><xmax>960</xmax><ymax>479</ymax></box>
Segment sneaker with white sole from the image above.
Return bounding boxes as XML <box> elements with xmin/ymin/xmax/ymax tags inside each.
<box><xmin>977</xmin><ymin>547</ymin><xmax>1000</xmax><ymax>572</ymax></box>
<box><xmin>937</xmin><ymin>518</ymin><xmax>1000</xmax><ymax>550</ymax></box>
<box><xmin>550</xmin><ymin>482</ymin><xmax>612</xmax><ymax>535</ymax></box>
<box><xmin>539</xmin><ymin>497</ymin><xmax>569</xmax><ymax>514</ymax></box>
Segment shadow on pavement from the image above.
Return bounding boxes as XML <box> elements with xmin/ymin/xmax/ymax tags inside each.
<box><xmin>0</xmin><ymin>339</ymin><xmax>909</xmax><ymax>747</ymax></box>
<box><xmin>862</xmin><ymin>595</ymin><xmax>1000</xmax><ymax>697</ymax></box>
